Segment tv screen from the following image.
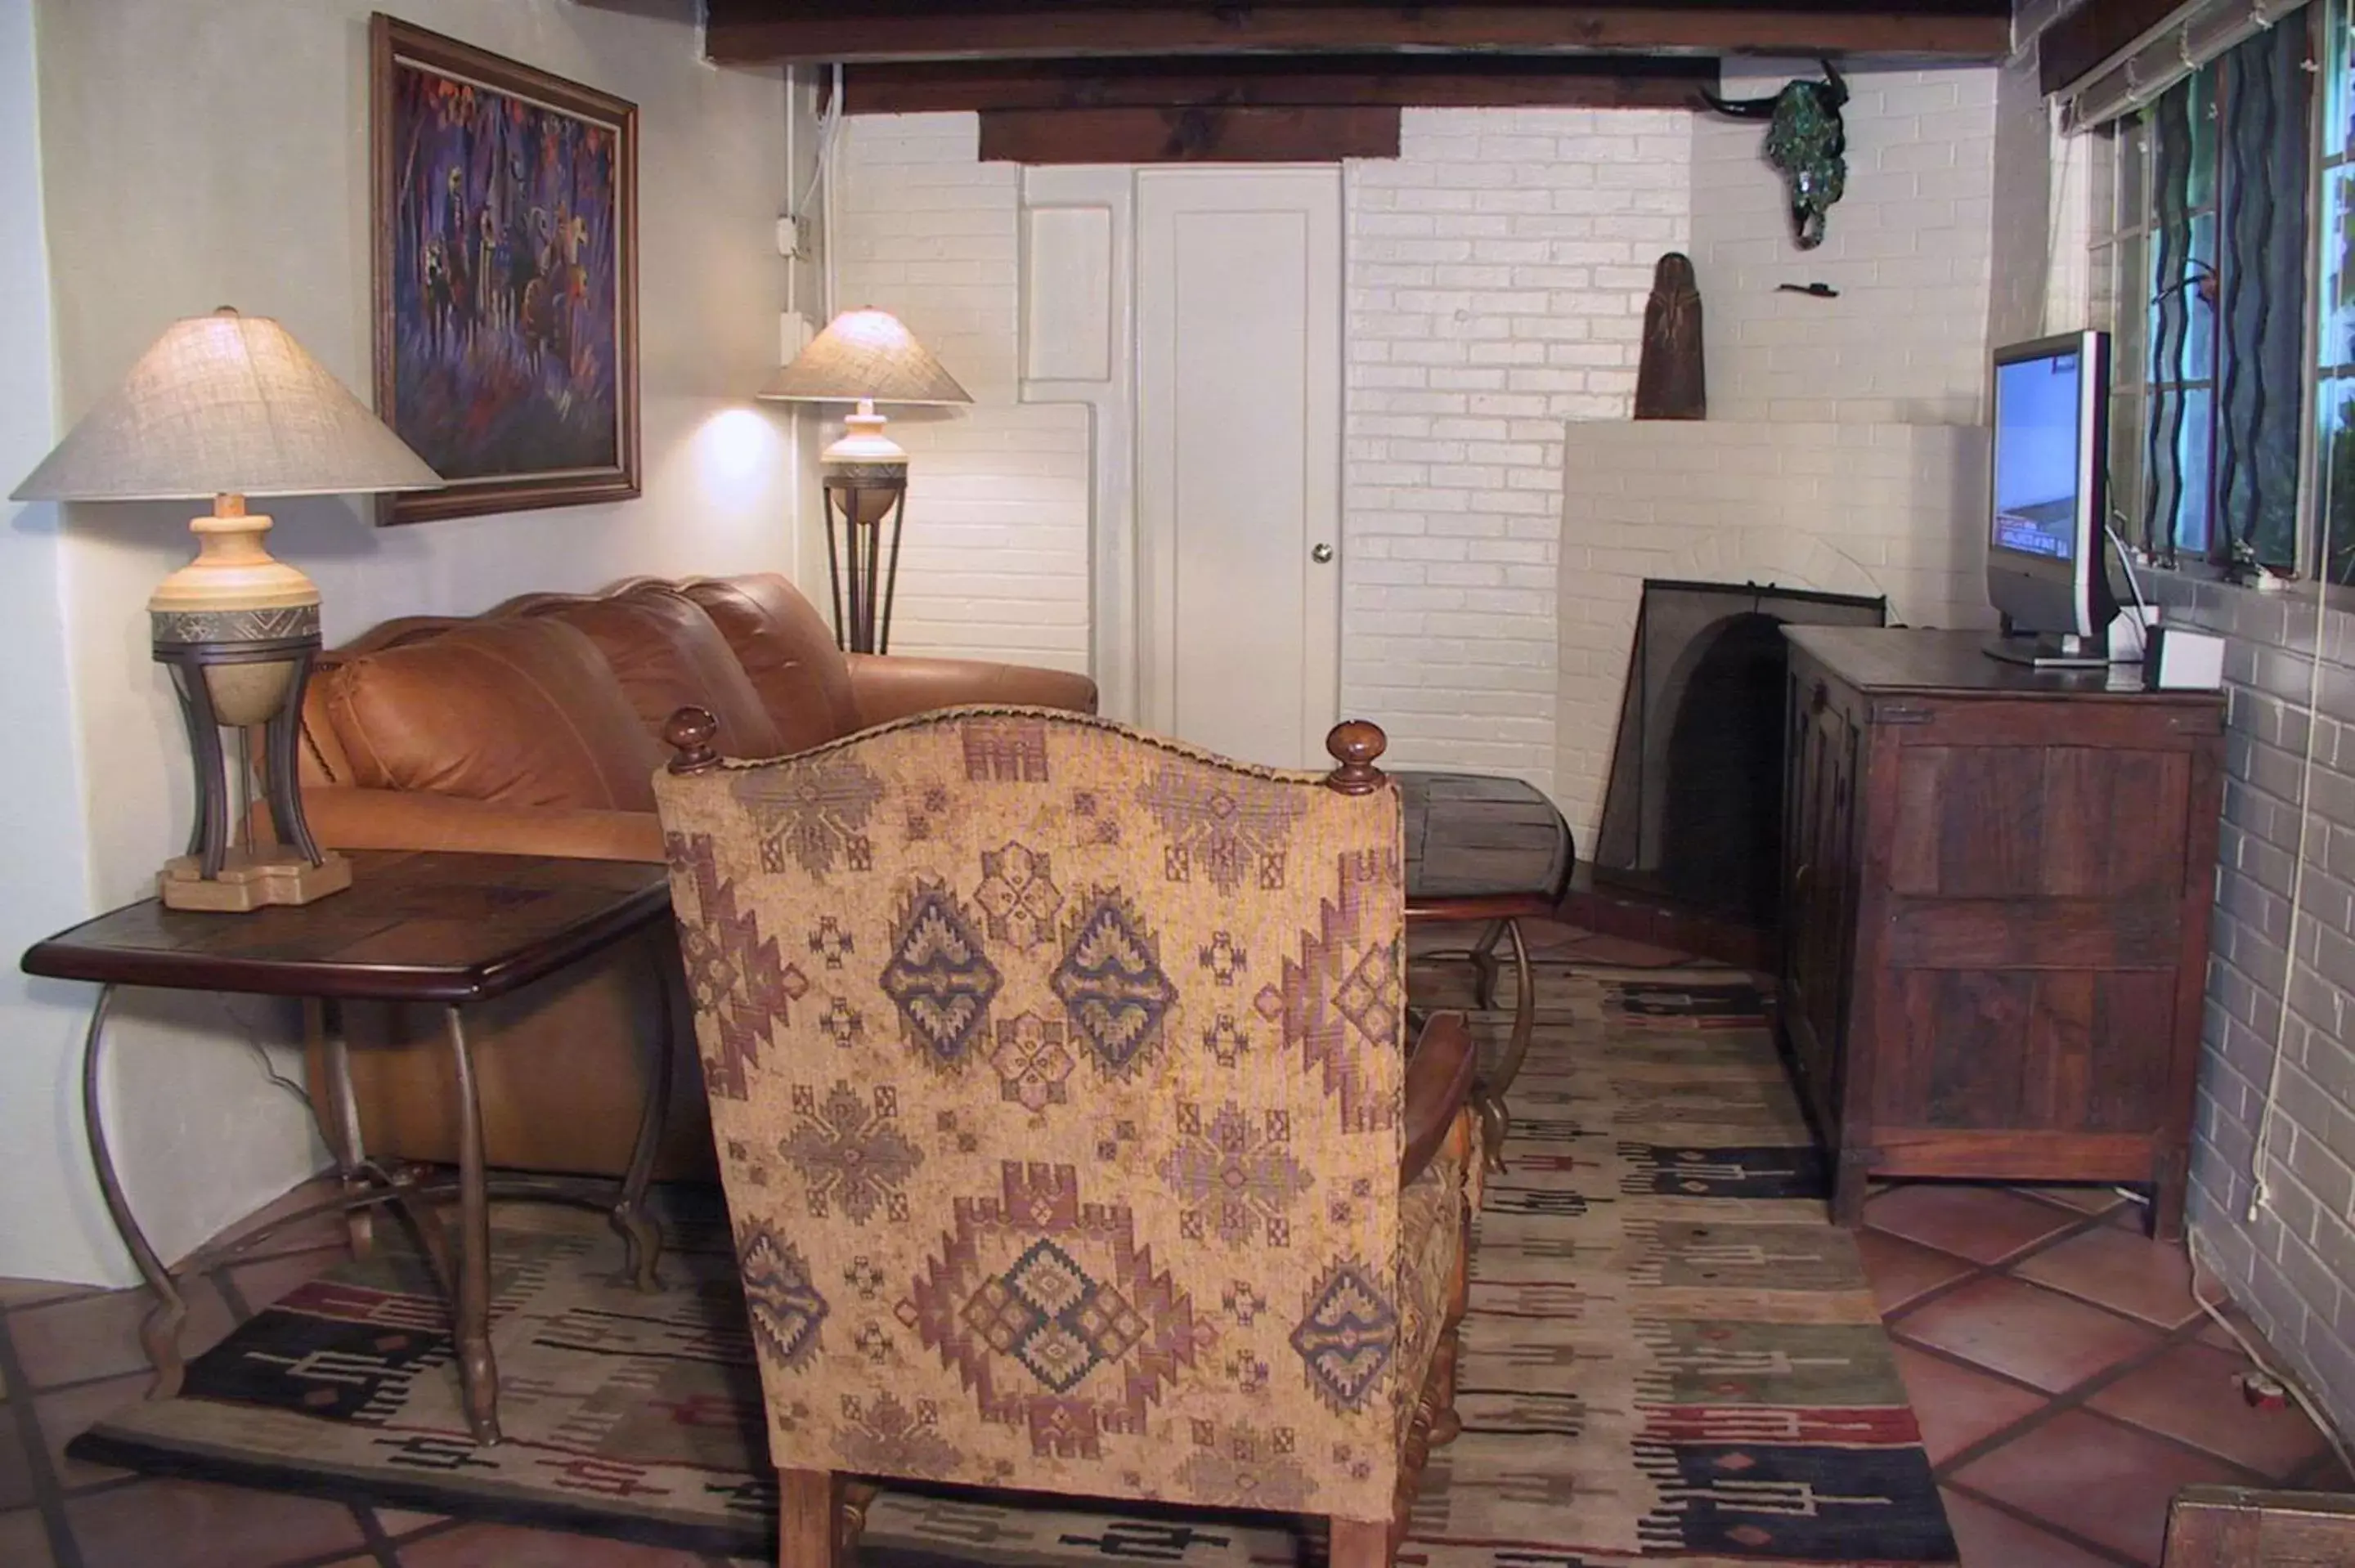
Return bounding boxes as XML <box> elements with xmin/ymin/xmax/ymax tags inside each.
<box><xmin>1991</xmin><ymin>347</ymin><xmax>2085</xmax><ymax>565</ymax></box>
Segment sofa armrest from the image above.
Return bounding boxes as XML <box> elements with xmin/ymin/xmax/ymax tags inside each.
<box><xmin>301</xmin><ymin>786</ymin><xmax>666</xmax><ymax>863</ymax></box>
<box><xmin>845</xmin><ymin>652</ymin><xmax>1099</xmax><ymax>727</ymax></box>
<box><xmin>1401</xmin><ymin>1011</ymin><xmax>1478</xmax><ymax>1186</ymax></box>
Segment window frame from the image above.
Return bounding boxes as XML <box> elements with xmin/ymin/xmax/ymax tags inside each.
<box><xmin>2317</xmin><ymin>0</ymin><xmax>2355</xmax><ymax>584</ymax></box>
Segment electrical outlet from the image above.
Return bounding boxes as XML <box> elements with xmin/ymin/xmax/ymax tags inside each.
<box><xmin>2241</xmin><ymin>1371</ymin><xmax>2290</xmax><ymax>1409</ymax></box>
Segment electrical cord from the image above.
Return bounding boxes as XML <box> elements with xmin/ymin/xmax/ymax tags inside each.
<box><xmin>2246</xmin><ymin>565</ymin><xmax>2334</xmax><ymax>1223</ymax></box>
<box><xmin>217</xmin><ymin>995</ymin><xmax>317</xmax><ymax>1117</ymax></box>
<box><xmin>791</xmin><ymin>63</ymin><xmax>843</xmax><ymax>231</ymax></box>
<box><xmin>2106</xmin><ymin>518</ymin><xmax>2154</xmax><ymax>657</ymax></box>
<box><xmin>822</xmin><ymin>60</ymin><xmax>842</xmax><ymax>321</ymax></box>
<box><xmin>2185</xmin><ymin>1223</ymin><xmax>2355</xmax><ymax>1477</ymax></box>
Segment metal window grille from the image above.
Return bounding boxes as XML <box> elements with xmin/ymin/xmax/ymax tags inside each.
<box><xmin>2098</xmin><ymin>15</ymin><xmax>2314</xmax><ymax>570</ymax></box>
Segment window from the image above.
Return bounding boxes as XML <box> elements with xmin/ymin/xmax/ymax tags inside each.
<box><xmin>2322</xmin><ymin>0</ymin><xmax>2355</xmax><ymax>581</ymax></box>
<box><xmin>2097</xmin><ymin>13</ymin><xmax>2313</xmax><ymax>572</ymax></box>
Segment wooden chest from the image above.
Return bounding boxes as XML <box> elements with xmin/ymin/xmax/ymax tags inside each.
<box><xmin>1778</xmin><ymin>627</ymin><xmax>2225</xmax><ymax>1237</ymax></box>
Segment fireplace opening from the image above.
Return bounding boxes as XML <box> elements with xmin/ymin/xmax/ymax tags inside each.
<box><xmin>1659</xmin><ymin>611</ymin><xmax>1789</xmax><ymax>918</ymax></box>
<box><xmin>1592</xmin><ymin>580</ymin><xmax>1886</xmax><ymax>935</ymax></box>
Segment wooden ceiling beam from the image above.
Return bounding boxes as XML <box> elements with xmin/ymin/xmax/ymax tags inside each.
<box><xmin>706</xmin><ymin>3</ymin><xmax>2013</xmax><ymax>66</ymax></box>
<box><xmin>2037</xmin><ymin>0</ymin><xmax>2183</xmax><ymax>96</ymax></box>
<box><xmin>976</xmin><ymin>105</ymin><xmax>1402</xmax><ymax>162</ymax></box>
<box><xmin>839</xmin><ymin>55</ymin><xmax>1720</xmax><ymax>114</ymax></box>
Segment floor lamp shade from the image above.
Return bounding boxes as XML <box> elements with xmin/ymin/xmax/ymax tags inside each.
<box><xmin>11</xmin><ymin>307</ymin><xmax>441</xmax><ymax>911</ymax></box>
<box><xmin>758</xmin><ymin>308</ymin><xmax>970</xmax><ymax>652</ymax></box>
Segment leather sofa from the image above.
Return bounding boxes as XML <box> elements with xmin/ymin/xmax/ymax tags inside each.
<box><xmin>295</xmin><ymin>572</ymin><xmax>1097</xmax><ymax>1180</ymax></box>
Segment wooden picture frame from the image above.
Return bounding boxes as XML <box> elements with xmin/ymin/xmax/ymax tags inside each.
<box><xmin>369</xmin><ymin>14</ymin><xmax>639</xmax><ymax>524</ymax></box>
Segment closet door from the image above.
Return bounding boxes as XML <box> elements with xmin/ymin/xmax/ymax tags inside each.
<box><xmin>1134</xmin><ymin>166</ymin><xmax>1342</xmax><ymax>768</ymax></box>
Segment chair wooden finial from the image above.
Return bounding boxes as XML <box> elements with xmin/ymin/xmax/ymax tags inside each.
<box><xmin>1323</xmin><ymin>719</ymin><xmax>1388</xmax><ymax>795</ymax></box>
<box><xmin>664</xmin><ymin>706</ymin><xmax>722</xmax><ymax>774</ymax></box>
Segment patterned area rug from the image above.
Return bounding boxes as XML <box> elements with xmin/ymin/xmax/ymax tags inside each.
<box><xmin>73</xmin><ymin>959</ymin><xmax>1955</xmax><ymax>1566</ymax></box>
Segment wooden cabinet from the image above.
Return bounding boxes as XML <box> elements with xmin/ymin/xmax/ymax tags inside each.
<box><xmin>1778</xmin><ymin>628</ymin><xmax>2225</xmax><ymax>1238</ymax></box>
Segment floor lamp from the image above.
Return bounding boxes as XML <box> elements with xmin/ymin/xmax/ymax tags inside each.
<box><xmin>10</xmin><ymin>307</ymin><xmax>441</xmax><ymax>911</ymax></box>
<box><xmin>758</xmin><ymin>308</ymin><xmax>970</xmax><ymax>654</ymax></box>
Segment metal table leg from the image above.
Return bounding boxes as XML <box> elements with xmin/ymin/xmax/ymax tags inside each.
<box><xmin>1466</xmin><ymin>918</ymin><xmax>1509</xmax><ymax>1010</ymax></box>
<box><xmin>1472</xmin><ymin>919</ymin><xmax>1536</xmax><ymax>1173</ymax></box>
<box><xmin>307</xmin><ymin>997</ymin><xmax>374</xmax><ymax>1259</ymax></box>
<box><xmin>444</xmin><ymin>1004</ymin><xmax>501</xmax><ymax>1445</ymax></box>
<box><xmin>81</xmin><ymin>986</ymin><xmax>190</xmax><ymax>1400</ymax></box>
<box><xmin>610</xmin><ymin>952</ymin><xmax>675</xmax><ymax>1292</ymax></box>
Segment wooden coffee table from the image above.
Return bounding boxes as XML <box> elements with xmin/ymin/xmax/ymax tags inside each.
<box><xmin>1397</xmin><ymin>771</ymin><xmax>1577</xmax><ymax>1164</ymax></box>
<box><xmin>20</xmin><ymin>849</ymin><xmax>677</xmax><ymax>1446</ymax></box>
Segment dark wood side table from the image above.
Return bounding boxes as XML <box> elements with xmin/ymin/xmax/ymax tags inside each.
<box><xmin>1397</xmin><ymin>771</ymin><xmax>1577</xmax><ymax>1163</ymax></box>
<box><xmin>20</xmin><ymin>849</ymin><xmax>679</xmax><ymax>1446</ymax></box>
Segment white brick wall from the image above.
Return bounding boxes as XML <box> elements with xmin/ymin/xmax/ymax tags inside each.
<box><xmin>834</xmin><ymin>84</ymin><xmax>2007</xmax><ymax>820</ymax></box>
<box><xmin>1341</xmin><ymin>107</ymin><xmax>1692</xmax><ymax>800</ymax></box>
<box><xmin>832</xmin><ymin>114</ymin><xmax>1092</xmax><ymax>672</ymax></box>
<box><xmin>1553</xmin><ymin>421</ymin><xmax>1993</xmax><ymax>846</ymax></box>
<box><xmin>1538</xmin><ymin>64</ymin><xmax>2001</xmax><ymax>849</ymax></box>
<box><xmin>1693</xmin><ymin>63</ymin><xmax>1999</xmax><ymax>423</ymax></box>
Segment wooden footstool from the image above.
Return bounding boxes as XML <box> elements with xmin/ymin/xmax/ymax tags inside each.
<box><xmin>1397</xmin><ymin>771</ymin><xmax>1577</xmax><ymax>1167</ymax></box>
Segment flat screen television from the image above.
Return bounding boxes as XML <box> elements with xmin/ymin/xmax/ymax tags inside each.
<box><xmin>1984</xmin><ymin>329</ymin><xmax>2117</xmax><ymax>669</ymax></box>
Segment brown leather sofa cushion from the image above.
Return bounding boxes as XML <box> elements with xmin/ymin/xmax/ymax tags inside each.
<box><xmin>845</xmin><ymin>652</ymin><xmax>1101</xmax><ymax>726</ymax></box>
<box><xmin>526</xmin><ymin>586</ymin><xmax>786</xmax><ymax>760</ymax></box>
<box><xmin>679</xmin><ymin>573</ymin><xmax>862</xmax><ymax>752</ymax></box>
<box><xmin>321</xmin><ymin>615</ymin><xmax>664</xmax><ymax>811</ymax></box>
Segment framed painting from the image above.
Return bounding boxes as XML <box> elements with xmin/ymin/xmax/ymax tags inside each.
<box><xmin>370</xmin><ymin>15</ymin><xmax>639</xmax><ymax>524</ymax></box>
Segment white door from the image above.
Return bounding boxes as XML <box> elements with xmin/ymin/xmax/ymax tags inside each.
<box><xmin>1135</xmin><ymin>167</ymin><xmax>1342</xmax><ymax>770</ymax></box>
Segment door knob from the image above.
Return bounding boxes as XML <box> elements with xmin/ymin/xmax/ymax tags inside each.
<box><xmin>1311</xmin><ymin>543</ymin><xmax>1335</xmax><ymax>563</ymax></box>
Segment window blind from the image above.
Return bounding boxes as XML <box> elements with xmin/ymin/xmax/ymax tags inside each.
<box><xmin>2064</xmin><ymin>0</ymin><xmax>2317</xmax><ymax>130</ymax></box>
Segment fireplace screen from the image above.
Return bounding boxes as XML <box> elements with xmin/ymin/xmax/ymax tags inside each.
<box><xmin>1593</xmin><ymin>579</ymin><xmax>1886</xmax><ymax>927</ymax></box>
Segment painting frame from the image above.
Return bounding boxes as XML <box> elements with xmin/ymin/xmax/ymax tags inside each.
<box><xmin>369</xmin><ymin>14</ymin><xmax>639</xmax><ymax>525</ymax></box>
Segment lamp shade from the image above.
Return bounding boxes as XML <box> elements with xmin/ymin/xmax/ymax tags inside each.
<box><xmin>10</xmin><ymin>307</ymin><xmax>441</xmax><ymax>502</ymax></box>
<box><xmin>756</xmin><ymin>307</ymin><xmax>971</xmax><ymax>406</ymax></box>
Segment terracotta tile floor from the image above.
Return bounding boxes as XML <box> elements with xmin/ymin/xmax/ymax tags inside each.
<box><xmin>1864</xmin><ymin>1180</ymin><xmax>2351</xmax><ymax>1566</ymax></box>
<box><xmin>0</xmin><ymin>1177</ymin><xmax>761</xmax><ymax>1567</ymax></box>
<box><xmin>1</xmin><ymin>1015</ymin><xmax>2344</xmax><ymax>1564</ymax></box>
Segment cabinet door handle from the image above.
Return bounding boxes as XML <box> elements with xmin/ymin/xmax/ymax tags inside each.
<box><xmin>1810</xmin><ymin>680</ymin><xmax>1829</xmax><ymax>715</ymax></box>
<box><xmin>1792</xmin><ymin>862</ymin><xmax>1813</xmax><ymax>894</ymax></box>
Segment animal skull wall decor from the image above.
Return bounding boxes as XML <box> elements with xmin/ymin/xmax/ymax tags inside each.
<box><xmin>1702</xmin><ymin>60</ymin><xmax>1850</xmax><ymax>250</ymax></box>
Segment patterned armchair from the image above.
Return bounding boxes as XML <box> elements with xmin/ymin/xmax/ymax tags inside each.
<box><xmin>653</xmin><ymin>706</ymin><xmax>1480</xmax><ymax>1566</ymax></box>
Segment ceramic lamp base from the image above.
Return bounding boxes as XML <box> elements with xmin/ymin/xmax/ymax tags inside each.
<box><xmin>160</xmin><ymin>849</ymin><xmax>352</xmax><ymax>912</ymax></box>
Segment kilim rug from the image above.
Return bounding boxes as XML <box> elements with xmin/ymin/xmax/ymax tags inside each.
<box><xmin>72</xmin><ymin>958</ymin><xmax>1956</xmax><ymax>1566</ymax></box>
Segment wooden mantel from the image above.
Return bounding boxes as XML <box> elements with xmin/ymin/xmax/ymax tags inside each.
<box><xmin>705</xmin><ymin>2</ymin><xmax>2015</xmax><ymax>66</ymax></box>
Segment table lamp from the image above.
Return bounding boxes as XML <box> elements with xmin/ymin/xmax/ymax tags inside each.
<box><xmin>756</xmin><ymin>307</ymin><xmax>970</xmax><ymax>653</ymax></box>
<box><xmin>10</xmin><ymin>307</ymin><xmax>442</xmax><ymax>912</ymax></box>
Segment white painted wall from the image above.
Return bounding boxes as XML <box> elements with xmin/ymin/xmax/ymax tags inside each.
<box><xmin>0</xmin><ymin>0</ymin><xmax>115</xmax><ymax>1287</ymax></box>
<box><xmin>14</xmin><ymin>0</ymin><xmax>795</xmax><ymax>1283</ymax></box>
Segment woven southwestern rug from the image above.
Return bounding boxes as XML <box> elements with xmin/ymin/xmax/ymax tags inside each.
<box><xmin>72</xmin><ymin>958</ymin><xmax>1956</xmax><ymax>1566</ymax></box>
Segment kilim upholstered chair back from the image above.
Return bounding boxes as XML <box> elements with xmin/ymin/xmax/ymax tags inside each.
<box><xmin>653</xmin><ymin>705</ymin><xmax>1476</xmax><ymax>1567</ymax></box>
